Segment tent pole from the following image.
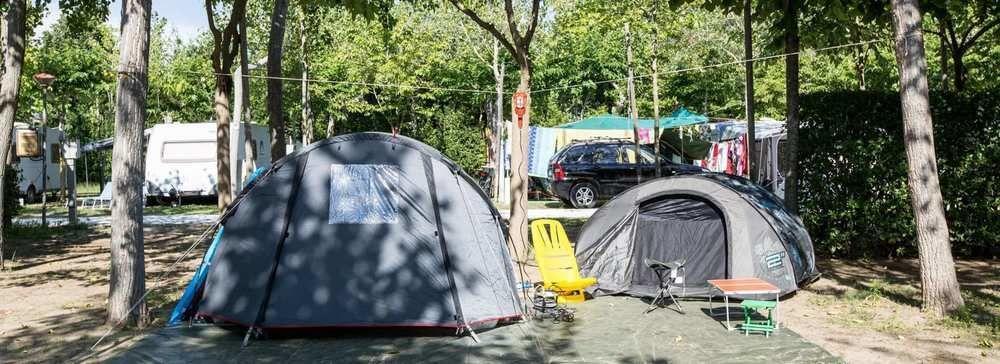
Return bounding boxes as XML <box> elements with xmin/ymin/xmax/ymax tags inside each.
<box><xmin>245</xmin><ymin>153</ymin><xmax>310</xmax><ymax>344</ymax></box>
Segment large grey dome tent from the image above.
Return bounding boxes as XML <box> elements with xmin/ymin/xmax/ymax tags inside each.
<box><xmin>170</xmin><ymin>132</ymin><xmax>522</xmax><ymax>334</ymax></box>
<box><xmin>575</xmin><ymin>173</ymin><xmax>819</xmax><ymax>298</ymax></box>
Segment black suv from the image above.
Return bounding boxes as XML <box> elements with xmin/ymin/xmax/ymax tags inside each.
<box><xmin>548</xmin><ymin>139</ymin><xmax>706</xmax><ymax>208</ymax></box>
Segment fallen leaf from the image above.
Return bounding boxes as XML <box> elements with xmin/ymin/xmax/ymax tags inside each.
<box><xmin>674</xmin><ymin>336</ymin><xmax>683</xmax><ymax>342</ymax></box>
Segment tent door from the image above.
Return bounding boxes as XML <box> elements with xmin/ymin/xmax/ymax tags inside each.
<box><xmin>630</xmin><ymin>195</ymin><xmax>727</xmax><ymax>292</ymax></box>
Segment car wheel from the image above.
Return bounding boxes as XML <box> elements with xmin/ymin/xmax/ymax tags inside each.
<box><xmin>570</xmin><ymin>182</ymin><xmax>598</xmax><ymax>209</ymax></box>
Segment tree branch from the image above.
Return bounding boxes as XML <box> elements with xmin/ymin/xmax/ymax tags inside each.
<box><xmin>959</xmin><ymin>18</ymin><xmax>1000</xmax><ymax>52</ymax></box>
<box><xmin>523</xmin><ymin>0</ymin><xmax>541</xmax><ymax>45</ymax></box>
<box><xmin>447</xmin><ymin>0</ymin><xmax>518</xmax><ymax>58</ymax></box>
<box><xmin>503</xmin><ymin>0</ymin><xmax>522</xmax><ymax>50</ymax></box>
<box><xmin>205</xmin><ymin>0</ymin><xmax>223</xmax><ymax>71</ymax></box>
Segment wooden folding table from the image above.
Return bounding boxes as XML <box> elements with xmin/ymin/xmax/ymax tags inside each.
<box><xmin>707</xmin><ymin>278</ymin><xmax>780</xmax><ymax>331</ymax></box>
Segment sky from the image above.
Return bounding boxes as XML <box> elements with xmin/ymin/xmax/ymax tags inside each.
<box><xmin>40</xmin><ymin>0</ymin><xmax>208</xmax><ymax>43</ymax></box>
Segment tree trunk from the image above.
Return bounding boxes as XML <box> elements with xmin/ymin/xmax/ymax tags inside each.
<box><xmin>890</xmin><ymin>0</ymin><xmax>964</xmax><ymax>316</ymax></box>
<box><xmin>743</xmin><ymin>0</ymin><xmax>755</xmax><ymax>181</ymax></box>
<box><xmin>325</xmin><ymin>114</ymin><xmax>335</xmax><ymax>137</ymax></box>
<box><xmin>509</xmin><ymin>66</ymin><xmax>530</xmax><ymax>262</ymax></box>
<box><xmin>651</xmin><ymin>3</ymin><xmax>661</xmax><ymax>177</ymax></box>
<box><xmin>950</xmin><ymin>48</ymin><xmax>965</xmax><ymax>92</ymax></box>
<box><xmin>238</xmin><ymin>19</ymin><xmax>256</xmax><ymax>185</ymax></box>
<box><xmin>938</xmin><ymin>32</ymin><xmax>948</xmax><ymax>90</ymax></box>
<box><xmin>268</xmin><ymin>0</ymin><xmax>289</xmax><ymax>161</ymax></box>
<box><xmin>299</xmin><ymin>11</ymin><xmax>312</xmax><ymax>145</ymax></box>
<box><xmin>109</xmin><ymin>0</ymin><xmax>151</xmax><ymax>328</ymax></box>
<box><xmin>0</xmin><ymin>0</ymin><xmax>26</xmax><ymax>270</ymax></box>
<box><xmin>625</xmin><ymin>23</ymin><xmax>640</xmax><ymax>184</ymax></box>
<box><xmin>783</xmin><ymin>0</ymin><xmax>800</xmax><ymax>212</ymax></box>
<box><xmin>214</xmin><ymin>76</ymin><xmax>233</xmax><ymax>210</ymax></box>
<box><xmin>492</xmin><ymin>40</ymin><xmax>505</xmax><ymax>201</ymax></box>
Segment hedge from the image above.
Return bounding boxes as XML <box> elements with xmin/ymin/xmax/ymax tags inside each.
<box><xmin>799</xmin><ymin>91</ymin><xmax>999</xmax><ymax>258</ymax></box>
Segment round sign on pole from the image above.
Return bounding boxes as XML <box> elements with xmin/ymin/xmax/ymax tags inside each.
<box><xmin>513</xmin><ymin>91</ymin><xmax>527</xmax><ymax>128</ymax></box>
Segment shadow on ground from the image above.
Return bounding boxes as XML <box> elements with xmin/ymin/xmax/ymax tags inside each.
<box><xmin>93</xmin><ymin>297</ymin><xmax>836</xmax><ymax>363</ymax></box>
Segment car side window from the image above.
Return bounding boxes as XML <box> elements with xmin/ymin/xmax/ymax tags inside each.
<box><xmin>593</xmin><ymin>145</ymin><xmax>619</xmax><ymax>164</ymax></box>
<box><xmin>620</xmin><ymin>145</ymin><xmax>654</xmax><ymax>164</ymax></box>
<box><xmin>560</xmin><ymin>145</ymin><xmax>587</xmax><ymax>163</ymax></box>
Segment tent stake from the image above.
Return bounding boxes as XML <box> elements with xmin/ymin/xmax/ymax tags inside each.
<box><xmin>465</xmin><ymin>324</ymin><xmax>481</xmax><ymax>343</ymax></box>
<box><xmin>241</xmin><ymin>326</ymin><xmax>255</xmax><ymax>348</ymax></box>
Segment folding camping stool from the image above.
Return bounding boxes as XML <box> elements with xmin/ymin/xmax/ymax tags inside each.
<box><xmin>739</xmin><ymin>300</ymin><xmax>777</xmax><ymax>336</ymax></box>
<box><xmin>643</xmin><ymin>258</ymin><xmax>686</xmax><ymax>313</ymax></box>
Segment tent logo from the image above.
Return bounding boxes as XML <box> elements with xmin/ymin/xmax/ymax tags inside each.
<box><xmin>764</xmin><ymin>251</ymin><xmax>785</xmax><ymax>270</ymax></box>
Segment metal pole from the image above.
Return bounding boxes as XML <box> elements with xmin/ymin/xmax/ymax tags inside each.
<box><xmin>66</xmin><ymin>144</ymin><xmax>77</xmax><ymax>224</ymax></box>
<box><xmin>40</xmin><ymin>90</ymin><xmax>49</xmax><ymax>227</ymax></box>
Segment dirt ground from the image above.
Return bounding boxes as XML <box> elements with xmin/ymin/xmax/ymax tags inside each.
<box><xmin>0</xmin><ymin>224</ymin><xmax>208</xmax><ymax>363</ymax></box>
<box><xmin>0</xmin><ymin>223</ymin><xmax>997</xmax><ymax>363</ymax></box>
<box><xmin>780</xmin><ymin>259</ymin><xmax>999</xmax><ymax>363</ymax></box>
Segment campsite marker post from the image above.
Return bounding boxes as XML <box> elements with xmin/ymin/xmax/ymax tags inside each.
<box><xmin>513</xmin><ymin>91</ymin><xmax>527</xmax><ymax>128</ymax></box>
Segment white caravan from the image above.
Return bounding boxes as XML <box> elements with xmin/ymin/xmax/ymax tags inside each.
<box><xmin>144</xmin><ymin>123</ymin><xmax>271</xmax><ymax>199</ymax></box>
<box><xmin>12</xmin><ymin>122</ymin><xmax>65</xmax><ymax>200</ymax></box>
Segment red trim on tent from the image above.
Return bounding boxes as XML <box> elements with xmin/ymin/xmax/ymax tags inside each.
<box><xmin>196</xmin><ymin>311</ymin><xmax>522</xmax><ymax>330</ymax></box>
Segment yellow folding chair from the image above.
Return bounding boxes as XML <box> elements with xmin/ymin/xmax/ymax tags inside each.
<box><xmin>530</xmin><ymin>219</ymin><xmax>597</xmax><ymax>303</ymax></box>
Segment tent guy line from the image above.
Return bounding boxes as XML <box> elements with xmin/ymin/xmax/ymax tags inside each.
<box><xmin>84</xmin><ymin>174</ymin><xmax>268</xmax><ymax>354</ymax></box>
<box><xmin>161</xmin><ymin>34</ymin><xmax>909</xmax><ymax>97</ymax></box>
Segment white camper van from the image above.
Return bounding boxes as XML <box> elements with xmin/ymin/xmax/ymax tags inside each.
<box><xmin>144</xmin><ymin>123</ymin><xmax>271</xmax><ymax>199</ymax></box>
<box><xmin>12</xmin><ymin>122</ymin><xmax>65</xmax><ymax>201</ymax></box>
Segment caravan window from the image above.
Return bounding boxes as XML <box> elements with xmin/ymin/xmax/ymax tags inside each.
<box><xmin>329</xmin><ymin>164</ymin><xmax>399</xmax><ymax>224</ymax></box>
<box><xmin>161</xmin><ymin>141</ymin><xmax>215</xmax><ymax>163</ymax></box>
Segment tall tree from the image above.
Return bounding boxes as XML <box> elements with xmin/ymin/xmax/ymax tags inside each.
<box><xmin>448</xmin><ymin>0</ymin><xmax>543</xmax><ymax>262</ymax></box>
<box><xmin>109</xmin><ymin>0</ymin><xmax>151</xmax><ymax>327</ymax></box>
<box><xmin>0</xmin><ymin>0</ymin><xmax>26</xmax><ymax>270</ymax></box>
<box><xmin>650</xmin><ymin>1</ymin><xmax>662</xmax><ymax>177</ymax></box>
<box><xmin>782</xmin><ymin>0</ymin><xmax>800</xmax><ymax>212</ymax></box>
<box><xmin>924</xmin><ymin>0</ymin><xmax>999</xmax><ymax>91</ymax></box>
<box><xmin>205</xmin><ymin>0</ymin><xmax>249</xmax><ymax>211</ymax></box>
<box><xmin>890</xmin><ymin>0</ymin><xmax>964</xmax><ymax>316</ymax></box>
<box><xmin>742</xmin><ymin>0</ymin><xmax>755</xmax><ymax>180</ymax></box>
<box><xmin>299</xmin><ymin>6</ymin><xmax>313</xmax><ymax>145</ymax></box>
<box><xmin>236</xmin><ymin>18</ymin><xmax>258</xmax><ymax>184</ymax></box>
<box><xmin>267</xmin><ymin>0</ymin><xmax>289</xmax><ymax>161</ymax></box>
<box><xmin>625</xmin><ymin>23</ymin><xmax>640</xmax><ymax>183</ymax></box>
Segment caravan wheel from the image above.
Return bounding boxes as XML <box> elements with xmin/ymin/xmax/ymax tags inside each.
<box><xmin>25</xmin><ymin>186</ymin><xmax>38</xmax><ymax>204</ymax></box>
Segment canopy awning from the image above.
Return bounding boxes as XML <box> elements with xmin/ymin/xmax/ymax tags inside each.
<box><xmin>556</xmin><ymin>107</ymin><xmax>709</xmax><ymax>130</ymax></box>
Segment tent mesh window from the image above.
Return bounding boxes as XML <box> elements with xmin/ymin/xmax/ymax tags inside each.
<box><xmin>328</xmin><ymin>164</ymin><xmax>400</xmax><ymax>224</ymax></box>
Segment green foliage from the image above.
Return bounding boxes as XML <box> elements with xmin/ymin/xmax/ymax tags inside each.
<box><xmin>799</xmin><ymin>91</ymin><xmax>1000</xmax><ymax>258</ymax></box>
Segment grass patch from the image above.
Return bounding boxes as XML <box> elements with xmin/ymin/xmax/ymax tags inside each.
<box><xmin>8</xmin><ymin>223</ymin><xmax>97</xmax><ymax>241</ymax></box>
<box><xmin>18</xmin><ymin>202</ymin><xmax>218</xmax><ymax>218</ymax></box>
<box><xmin>494</xmin><ymin>199</ymin><xmax>569</xmax><ymax>209</ymax></box>
<box><xmin>941</xmin><ymin>289</ymin><xmax>1000</xmax><ymax>343</ymax></box>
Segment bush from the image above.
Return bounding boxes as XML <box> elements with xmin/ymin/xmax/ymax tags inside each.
<box><xmin>799</xmin><ymin>91</ymin><xmax>1000</xmax><ymax>258</ymax></box>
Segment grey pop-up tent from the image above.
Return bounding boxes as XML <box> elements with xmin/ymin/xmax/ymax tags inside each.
<box><xmin>170</xmin><ymin>132</ymin><xmax>522</xmax><ymax>334</ymax></box>
<box><xmin>575</xmin><ymin>173</ymin><xmax>818</xmax><ymax>298</ymax></box>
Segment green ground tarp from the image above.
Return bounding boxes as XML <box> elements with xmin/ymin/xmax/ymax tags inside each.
<box><xmin>100</xmin><ymin>297</ymin><xmax>837</xmax><ymax>363</ymax></box>
<box><xmin>557</xmin><ymin>107</ymin><xmax>708</xmax><ymax>130</ymax></box>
